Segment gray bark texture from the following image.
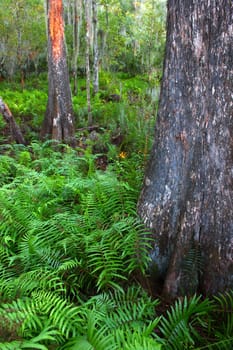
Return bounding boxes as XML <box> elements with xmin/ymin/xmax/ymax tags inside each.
<box><xmin>138</xmin><ymin>0</ymin><xmax>233</xmax><ymax>298</ymax></box>
<box><xmin>41</xmin><ymin>0</ymin><xmax>76</xmax><ymax>146</ymax></box>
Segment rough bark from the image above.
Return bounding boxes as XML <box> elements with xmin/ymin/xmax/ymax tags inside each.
<box><xmin>0</xmin><ymin>98</ymin><xmax>26</xmax><ymax>144</ymax></box>
<box><xmin>41</xmin><ymin>0</ymin><xmax>76</xmax><ymax>146</ymax></box>
<box><xmin>138</xmin><ymin>0</ymin><xmax>233</xmax><ymax>298</ymax></box>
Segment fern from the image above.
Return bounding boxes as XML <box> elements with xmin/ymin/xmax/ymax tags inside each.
<box><xmin>59</xmin><ymin>286</ymin><xmax>161</xmax><ymax>350</ymax></box>
<box><xmin>0</xmin><ymin>155</ymin><xmax>17</xmax><ymax>186</ymax></box>
<box><xmin>159</xmin><ymin>295</ymin><xmax>213</xmax><ymax>350</ymax></box>
<box><xmin>197</xmin><ymin>337</ymin><xmax>233</xmax><ymax>350</ymax></box>
<box><xmin>213</xmin><ymin>290</ymin><xmax>233</xmax><ymax>338</ymax></box>
<box><xmin>0</xmin><ymin>327</ymin><xmax>58</xmax><ymax>350</ymax></box>
<box><xmin>2</xmin><ymin>143</ymin><xmax>232</xmax><ymax>349</ymax></box>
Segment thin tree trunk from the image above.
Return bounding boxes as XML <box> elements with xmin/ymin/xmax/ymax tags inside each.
<box><xmin>66</xmin><ymin>0</ymin><xmax>72</xmax><ymax>25</ymax></box>
<box><xmin>15</xmin><ymin>0</ymin><xmax>25</xmax><ymax>89</ymax></box>
<box><xmin>0</xmin><ymin>97</ymin><xmax>26</xmax><ymax>144</ymax></box>
<box><xmin>92</xmin><ymin>0</ymin><xmax>99</xmax><ymax>95</ymax></box>
<box><xmin>72</xmin><ymin>0</ymin><xmax>82</xmax><ymax>96</ymax></box>
<box><xmin>85</xmin><ymin>0</ymin><xmax>92</xmax><ymax>125</ymax></box>
<box><xmin>138</xmin><ymin>0</ymin><xmax>233</xmax><ymax>298</ymax></box>
<box><xmin>102</xmin><ymin>4</ymin><xmax>109</xmax><ymax>70</ymax></box>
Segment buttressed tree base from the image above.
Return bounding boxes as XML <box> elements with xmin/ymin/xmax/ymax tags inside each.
<box><xmin>138</xmin><ymin>0</ymin><xmax>233</xmax><ymax>298</ymax></box>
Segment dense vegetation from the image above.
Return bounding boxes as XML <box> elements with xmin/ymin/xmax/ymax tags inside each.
<box><xmin>0</xmin><ymin>72</ymin><xmax>232</xmax><ymax>350</ymax></box>
<box><xmin>0</xmin><ymin>0</ymin><xmax>232</xmax><ymax>349</ymax></box>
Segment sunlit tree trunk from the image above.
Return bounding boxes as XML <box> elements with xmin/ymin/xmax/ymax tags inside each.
<box><xmin>138</xmin><ymin>0</ymin><xmax>233</xmax><ymax>298</ymax></box>
<box><xmin>85</xmin><ymin>0</ymin><xmax>92</xmax><ymax>125</ymax></box>
<box><xmin>41</xmin><ymin>0</ymin><xmax>76</xmax><ymax>146</ymax></box>
<box><xmin>92</xmin><ymin>0</ymin><xmax>99</xmax><ymax>95</ymax></box>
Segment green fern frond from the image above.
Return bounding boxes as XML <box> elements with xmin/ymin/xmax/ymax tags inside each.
<box><xmin>122</xmin><ymin>333</ymin><xmax>162</xmax><ymax>350</ymax></box>
<box><xmin>213</xmin><ymin>290</ymin><xmax>233</xmax><ymax>338</ymax></box>
<box><xmin>159</xmin><ymin>295</ymin><xmax>213</xmax><ymax>350</ymax></box>
<box><xmin>0</xmin><ymin>155</ymin><xmax>17</xmax><ymax>186</ymax></box>
<box><xmin>0</xmin><ymin>289</ymin><xmax>83</xmax><ymax>340</ymax></box>
<box><xmin>0</xmin><ymin>341</ymin><xmax>23</xmax><ymax>350</ymax></box>
<box><xmin>197</xmin><ymin>337</ymin><xmax>233</xmax><ymax>350</ymax></box>
<box><xmin>0</xmin><ymin>142</ymin><xmax>157</xmax><ymax>349</ymax></box>
<box><xmin>87</xmin><ymin>285</ymin><xmax>159</xmax><ymax>335</ymax></box>
<box><xmin>0</xmin><ymin>269</ymin><xmax>65</xmax><ymax>299</ymax></box>
<box><xmin>31</xmin><ymin>290</ymin><xmax>83</xmax><ymax>338</ymax></box>
<box><xmin>111</xmin><ymin>315</ymin><xmax>162</xmax><ymax>349</ymax></box>
<box><xmin>0</xmin><ymin>297</ymin><xmax>43</xmax><ymax>337</ymax></box>
<box><xmin>0</xmin><ymin>327</ymin><xmax>58</xmax><ymax>350</ymax></box>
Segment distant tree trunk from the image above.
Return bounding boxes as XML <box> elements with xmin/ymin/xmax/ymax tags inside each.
<box><xmin>0</xmin><ymin>97</ymin><xmax>25</xmax><ymax>144</ymax></box>
<box><xmin>15</xmin><ymin>0</ymin><xmax>25</xmax><ymax>89</ymax></box>
<box><xmin>41</xmin><ymin>0</ymin><xmax>76</xmax><ymax>146</ymax></box>
<box><xmin>92</xmin><ymin>0</ymin><xmax>99</xmax><ymax>95</ymax></box>
<box><xmin>65</xmin><ymin>0</ymin><xmax>72</xmax><ymax>25</ymax></box>
<box><xmin>85</xmin><ymin>0</ymin><xmax>92</xmax><ymax>125</ymax></box>
<box><xmin>138</xmin><ymin>0</ymin><xmax>233</xmax><ymax>298</ymax></box>
<box><xmin>72</xmin><ymin>0</ymin><xmax>82</xmax><ymax>96</ymax></box>
<box><xmin>102</xmin><ymin>4</ymin><xmax>109</xmax><ymax>70</ymax></box>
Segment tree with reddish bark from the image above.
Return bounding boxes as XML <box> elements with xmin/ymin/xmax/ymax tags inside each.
<box><xmin>41</xmin><ymin>0</ymin><xmax>76</xmax><ymax>146</ymax></box>
<box><xmin>138</xmin><ymin>0</ymin><xmax>233</xmax><ymax>298</ymax></box>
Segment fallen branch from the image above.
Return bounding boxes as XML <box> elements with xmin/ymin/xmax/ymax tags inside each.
<box><xmin>0</xmin><ymin>97</ymin><xmax>26</xmax><ymax>144</ymax></box>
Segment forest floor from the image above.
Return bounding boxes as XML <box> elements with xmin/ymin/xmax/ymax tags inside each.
<box><xmin>0</xmin><ymin>73</ymin><xmax>232</xmax><ymax>349</ymax></box>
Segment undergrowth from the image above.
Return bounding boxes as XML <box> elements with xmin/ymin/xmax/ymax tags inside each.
<box><xmin>0</xmin><ymin>73</ymin><xmax>157</xmax><ymax>150</ymax></box>
<box><xmin>0</xmin><ymin>143</ymin><xmax>232</xmax><ymax>349</ymax></box>
<box><xmin>0</xmin><ymin>73</ymin><xmax>232</xmax><ymax>349</ymax></box>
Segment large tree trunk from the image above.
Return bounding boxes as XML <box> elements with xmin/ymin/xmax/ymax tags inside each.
<box><xmin>0</xmin><ymin>97</ymin><xmax>26</xmax><ymax>145</ymax></box>
<box><xmin>138</xmin><ymin>0</ymin><xmax>233</xmax><ymax>298</ymax></box>
<box><xmin>41</xmin><ymin>0</ymin><xmax>76</xmax><ymax>146</ymax></box>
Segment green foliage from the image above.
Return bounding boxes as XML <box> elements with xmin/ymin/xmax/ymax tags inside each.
<box><xmin>0</xmin><ymin>143</ymin><xmax>156</xmax><ymax>348</ymax></box>
<box><xmin>0</xmin><ymin>143</ymin><xmax>232</xmax><ymax>349</ymax></box>
<box><xmin>159</xmin><ymin>295</ymin><xmax>213</xmax><ymax>349</ymax></box>
<box><xmin>0</xmin><ymin>0</ymin><xmax>46</xmax><ymax>79</ymax></box>
<box><xmin>158</xmin><ymin>294</ymin><xmax>233</xmax><ymax>350</ymax></box>
<box><xmin>97</xmin><ymin>0</ymin><xmax>166</xmax><ymax>75</ymax></box>
<box><xmin>0</xmin><ymin>72</ymin><xmax>156</xmax><ymax>160</ymax></box>
<box><xmin>212</xmin><ymin>291</ymin><xmax>233</xmax><ymax>343</ymax></box>
<box><xmin>1</xmin><ymin>0</ymin><xmax>166</xmax><ymax>79</ymax></box>
<box><xmin>0</xmin><ymin>88</ymin><xmax>47</xmax><ymax>126</ymax></box>
<box><xmin>0</xmin><ymin>114</ymin><xmax>6</xmax><ymax>129</ymax></box>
